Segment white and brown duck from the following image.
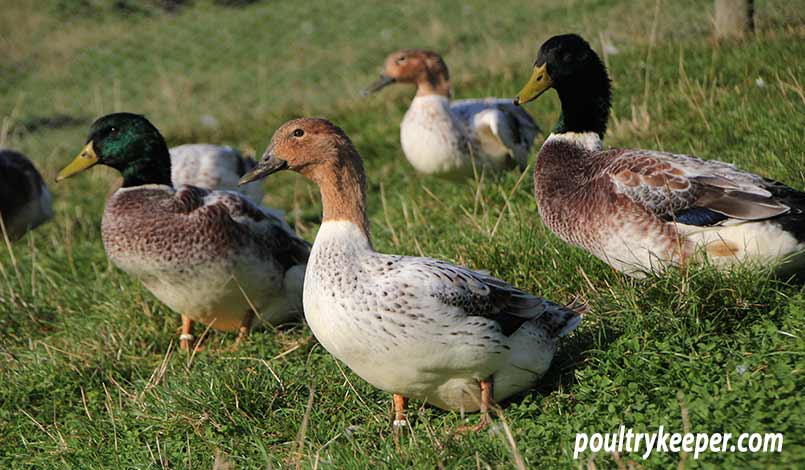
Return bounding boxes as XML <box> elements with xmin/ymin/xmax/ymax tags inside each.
<box><xmin>239</xmin><ymin>117</ymin><xmax>581</xmax><ymax>429</ymax></box>
<box><xmin>515</xmin><ymin>34</ymin><xmax>805</xmax><ymax>277</ymax></box>
<box><xmin>364</xmin><ymin>49</ymin><xmax>540</xmax><ymax>178</ymax></box>
<box><xmin>57</xmin><ymin>113</ymin><xmax>309</xmax><ymax>349</ymax></box>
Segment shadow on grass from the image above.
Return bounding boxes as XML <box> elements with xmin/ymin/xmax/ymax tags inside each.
<box><xmin>19</xmin><ymin>113</ymin><xmax>89</xmax><ymax>133</ymax></box>
<box><xmin>504</xmin><ymin>321</ymin><xmax>623</xmax><ymax>409</ymax></box>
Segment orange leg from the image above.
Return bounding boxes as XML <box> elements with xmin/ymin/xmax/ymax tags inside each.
<box><xmin>393</xmin><ymin>394</ymin><xmax>409</xmax><ymax>429</ymax></box>
<box><xmin>179</xmin><ymin>315</ymin><xmax>194</xmax><ymax>351</ymax></box>
<box><xmin>232</xmin><ymin>310</ymin><xmax>255</xmax><ymax>350</ymax></box>
<box><xmin>457</xmin><ymin>379</ymin><xmax>493</xmax><ymax>433</ymax></box>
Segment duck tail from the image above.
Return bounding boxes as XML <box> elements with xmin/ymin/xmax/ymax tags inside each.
<box><xmin>768</xmin><ymin>182</ymin><xmax>805</xmax><ymax>243</ymax></box>
<box><xmin>541</xmin><ymin>297</ymin><xmax>585</xmax><ymax>338</ymax></box>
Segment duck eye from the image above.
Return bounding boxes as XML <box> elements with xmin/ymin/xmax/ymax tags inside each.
<box><xmin>396</xmin><ymin>56</ymin><xmax>406</xmax><ymax>63</ymax></box>
<box><xmin>110</xmin><ymin>127</ymin><xmax>118</xmax><ymax>134</ymax></box>
<box><xmin>292</xmin><ymin>128</ymin><xmax>304</xmax><ymax>138</ymax></box>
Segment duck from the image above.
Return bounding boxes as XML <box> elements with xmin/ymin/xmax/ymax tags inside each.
<box><xmin>363</xmin><ymin>49</ymin><xmax>540</xmax><ymax>178</ymax></box>
<box><xmin>56</xmin><ymin>113</ymin><xmax>309</xmax><ymax>349</ymax></box>
<box><xmin>0</xmin><ymin>149</ymin><xmax>53</xmax><ymax>242</ymax></box>
<box><xmin>514</xmin><ymin>34</ymin><xmax>805</xmax><ymax>277</ymax></box>
<box><xmin>170</xmin><ymin>144</ymin><xmax>264</xmax><ymax>203</ymax></box>
<box><xmin>238</xmin><ymin>117</ymin><xmax>582</xmax><ymax>429</ymax></box>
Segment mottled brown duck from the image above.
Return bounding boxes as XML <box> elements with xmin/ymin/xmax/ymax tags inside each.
<box><xmin>57</xmin><ymin>113</ymin><xmax>308</xmax><ymax>349</ymax></box>
<box><xmin>515</xmin><ymin>34</ymin><xmax>804</xmax><ymax>277</ymax></box>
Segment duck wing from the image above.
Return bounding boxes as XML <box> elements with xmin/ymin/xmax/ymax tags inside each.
<box><xmin>606</xmin><ymin>149</ymin><xmax>793</xmax><ymax>225</ymax></box>
<box><xmin>451</xmin><ymin>99</ymin><xmax>540</xmax><ymax>170</ymax></box>
<box><xmin>394</xmin><ymin>257</ymin><xmax>577</xmax><ymax>336</ymax></box>
<box><xmin>155</xmin><ymin>185</ymin><xmax>309</xmax><ymax>269</ymax></box>
<box><xmin>197</xmin><ymin>188</ymin><xmax>309</xmax><ymax>268</ymax></box>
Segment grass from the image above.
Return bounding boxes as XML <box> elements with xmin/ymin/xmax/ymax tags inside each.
<box><xmin>1</xmin><ymin>0</ymin><xmax>804</xmax><ymax>468</ymax></box>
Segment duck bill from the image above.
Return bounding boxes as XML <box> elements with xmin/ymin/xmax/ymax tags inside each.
<box><xmin>513</xmin><ymin>64</ymin><xmax>553</xmax><ymax>105</ymax></box>
<box><xmin>238</xmin><ymin>150</ymin><xmax>288</xmax><ymax>185</ymax></box>
<box><xmin>360</xmin><ymin>74</ymin><xmax>396</xmax><ymax>96</ymax></box>
<box><xmin>56</xmin><ymin>141</ymin><xmax>98</xmax><ymax>182</ymax></box>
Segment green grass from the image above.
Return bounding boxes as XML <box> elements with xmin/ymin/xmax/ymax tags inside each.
<box><xmin>2</xmin><ymin>0</ymin><xmax>804</xmax><ymax>468</ymax></box>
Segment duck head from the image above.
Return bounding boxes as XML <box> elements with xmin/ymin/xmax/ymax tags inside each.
<box><xmin>57</xmin><ymin>113</ymin><xmax>172</xmax><ymax>187</ymax></box>
<box><xmin>239</xmin><ymin>118</ymin><xmax>362</xmax><ymax>185</ymax></box>
<box><xmin>362</xmin><ymin>49</ymin><xmax>451</xmax><ymax>98</ymax></box>
<box><xmin>514</xmin><ymin>34</ymin><xmax>611</xmax><ymax>137</ymax></box>
<box><xmin>240</xmin><ymin>117</ymin><xmax>370</xmax><ymax>236</ymax></box>
<box><xmin>514</xmin><ymin>34</ymin><xmax>609</xmax><ymax>105</ymax></box>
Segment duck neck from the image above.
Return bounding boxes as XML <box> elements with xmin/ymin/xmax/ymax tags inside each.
<box><xmin>119</xmin><ymin>142</ymin><xmax>172</xmax><ymax>188</ymax></box>
<box><xmin>316</xmin><ymin>155</ymin><xmax>371</xmax><ymax>245</ymax></box>
<box><xmin>416</xmin><ymin>80</ymin><xmax>451</xmax><ymax>98</ymax></box>
<box><xmin>415</xmin><ymin>64</ymin><xmax>451</xmax><ymax>98</ymax></box>
<box><xmin>553</xmin><ymin>64</ymin><xmax>611</xmax><ymax>139</ymax></box>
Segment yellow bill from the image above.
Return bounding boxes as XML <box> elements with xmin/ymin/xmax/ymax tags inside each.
<box><xmin>514</xmin><ymin>64</ymin><xmax>553</xmax><ymax>105</ymax></box>
<box><xmin>56</xmin><ymin>141</ymin><xmax>98</xmax><ymax>182</ymax></box>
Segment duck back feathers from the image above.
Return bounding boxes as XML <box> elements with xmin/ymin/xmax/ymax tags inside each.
<box><xmin>103</xmin><ymin>184</ymin><xmax>308</xmax><ymax>271</ymax></box>
<box><xmin>170</xmin><ymin>144</ymin><xmax>265</xmax><ymax>203</ymax></box>
<box><xmin>408</xmin><ymin>258</ymin><xmax>574</xmax><ymax>336</ymax></box>
<box><xmin>535</xmin><ymin>135</ymin><xmax>800</xmax><ymax>233</ymax></box>
<box><xmin>451</xmin><ymin>99</ymin><xmax>540</xmax><ymax>170</ymax></box>
<box><xmin>604</xmin><ymin>149</ymin><xmax>792</xmax><ymax>223</ymax></box>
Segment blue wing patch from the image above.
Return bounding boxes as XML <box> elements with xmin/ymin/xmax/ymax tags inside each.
<box><xmin>672</xmin><ymin>207</ymin><xmax>729</xmax><ymax>226</ymax></box>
